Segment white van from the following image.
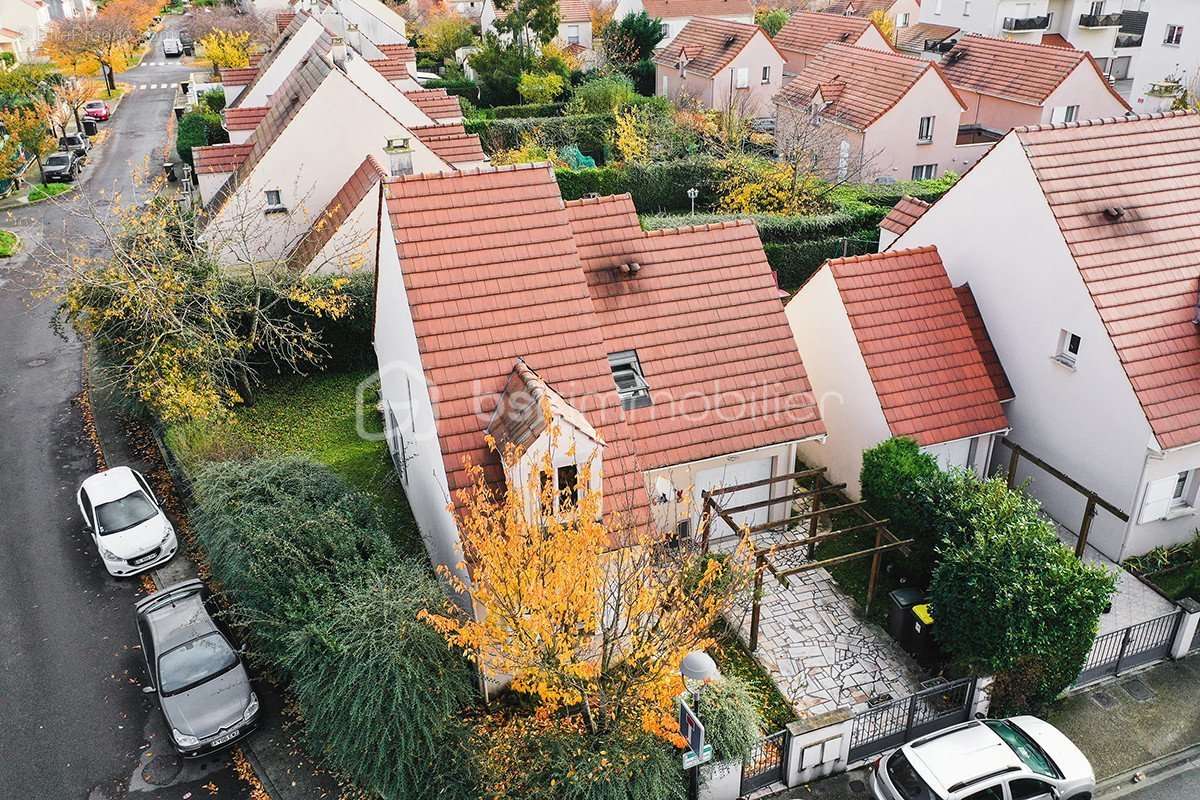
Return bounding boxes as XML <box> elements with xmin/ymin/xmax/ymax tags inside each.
<box><xmin>163</xmin><ymin>37</ymin><xmax>183</xmax><ymax>57</ymax></box>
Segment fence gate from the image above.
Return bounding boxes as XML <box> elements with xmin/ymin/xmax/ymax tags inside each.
<box><xmin>741</xmin><ymin>729</ymin><xmax>787</xmax><ymax>794</ymax></box>
<box><xmin>848</xmin><ymin>677</ymin><xmax>977</xmax><ymax>763</ymax></box>
<box><xmin>1075</xmin><ymin>610</ymin><xmax>1182</xmax><ymax>687</ymax></box>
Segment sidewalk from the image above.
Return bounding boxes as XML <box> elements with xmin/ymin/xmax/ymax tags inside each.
<box><xmin>1048</xmin><ymin>654</ymin><xmax>1200</xmax><ymax>785</ymax></box>
<box><xmin>87</xmin><ymin>365</ymin><xmax>336</xmax><ymax>800</ymax></box>
<box><xmin>767</xmin><ymin>767</ymin><xmax>875</xmax><ymax>800</ymax></box>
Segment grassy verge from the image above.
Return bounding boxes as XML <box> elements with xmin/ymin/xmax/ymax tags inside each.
<box><xmin>710</xmin><ymin>617</ymin><xmax>794</xmax><ymax>731</ymax></box>
<box><xmin>0</xmin><ymin>229</ymin><xmax>18</xmax><ymax>257</ymax></box>
<box><xmin>28</xmin><ymin>182</ymin><xmax>73</xmax><ymax>202</ymax></box>
<box><xmin>165</xmin><ymin>370</ymin><xmax>423</xmax><ymax>556</ymax></box>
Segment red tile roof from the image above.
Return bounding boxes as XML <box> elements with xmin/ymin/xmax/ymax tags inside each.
<box><xmin>653</xmin><ymin>17</ymin><xmax>779</xmax><ymax>79</ymax></box>
<box><xmin>895</xmin><ymin>22</ymin><xmax>959</xmax><ymax>55</ymax></box>
<box><xmin>1015</xmin><ymin>111</ymin><xmax>1200</xmax><ymax>449</ymax></box>
<box><xmin>192</xmin><ymin>142</ymin><xmax>254</xmax><ymax>175</ymax></box>
<box><xmin>409</xmin><ymin>123</ymin><xmax>486</xmax><ymax>165</ymax></box>
<box><xmin>289</xmin><ymin>155</ymin><xmax>386</xmax><ymax>272</ymax></box>
<box><xmin>248</xmin><ymin>52</ymin><xmax>265</xmax><ymax>68</ymax></box>
<box><xmin>818</xmin><ymin>0</ymin><xmax>896</xmax><ymax>14</ymax></box>
<box><xmin>643</xmin><ymin>0</ymin><xmax>753</xmax><ymax>18</ymax></box>
<box><xmin>559</xmin><ymin>0</ymin><xmax>591</xmax><ymax>22</ymax></box>
<box><xmin>403</xmin><ymin>89</ymin><xmax>462</xmax><ymax>121</ymax></box>
<box><xmin>0</xmin><ymin>27</ymin><xmax>23</xmax><ymax>38</ymax></box>
<box><xmin>773</xmin><ymin>11</ymin><xmax>880</xmax><ymax>59</ymax></box>
<box><xmin>230</xmin><ymin>11</ymin><xmax>331</xmax><ymax>110</ymax></box>
<box><xmin>954</xmin><ymin>283</ymin><xmax>1014</xmax><ymax>403</ymax></box>
<box><xmin>223</xmin><ymin>105</ymin><xmax>269</xmax><ymax>131</ymax></box>
<box><xmin>940</xmin><ymin>34</ymin><xmax>1129</xmax><ymax>110</ymax></box>
<box><xmin>380</xmin><ymin>164</ymin><xmax>648</xmax><ymax>513</ymax></box>
<box><xmin>1040</xmin><ymin>33</ymin><xmax>1075</xmax><ymax>49</ymax></box>
<box><xmin>377</xmin><ymin>43</ymin><xmax>417</xmax><ymax>63</ymax></box>
<box><xmin>220</xmin><ymin>67</ymin><xmax>259</xmax><ymax>86</ymax></box>
<box><xmin>776</xmin><ymin>43</ymin><xmax>964</xmax><ymax>130</ymax></box>
<box><xmin>566</xmin><ymin>194</ymin><xmax>825</xmax><ymax>467</ymax></box>
<box><xmin>826</xmin><ymin>246</ymin><xmax>1008</xmax><ymax>446</ymax></box>
<box><xmin>367</xmin><ymin>56</ymin><xmax>410</xmax><ymax>81</ymax></box>
<box><xmin>879</xmin><ymin>195</ymin><xmax>931</xmax><ymax>236</ymax></box>
<box><xmin>276</xmin><ymin>11</ymin><xmax>296</xmax><ymax>32</ymax></box>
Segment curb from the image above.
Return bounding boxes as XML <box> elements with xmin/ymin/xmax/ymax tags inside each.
<box><xmin>1097</xmin><ymin>742</ymin><xmax>1200</xmax><ymax>798</ymax></box>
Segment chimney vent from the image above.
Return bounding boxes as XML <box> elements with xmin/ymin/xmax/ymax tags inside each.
<box><xmin>331</xmin><ymin>35</ymin><xmax>347</xmax><ymax>67</ymax></box>
<box><xmin>618</xmin><ymin>262</ymin><xmax>641</xmax><ymax>276</ymax></box>
<box><xmin>385</xmin><ymin>136</ymin><xmax>413</xmax><ymax>177</ymax></box>
<box><xmin>1103</xmin><ymin>206</ymin><xmax>1125</xmax><ymax>221</ymax></box>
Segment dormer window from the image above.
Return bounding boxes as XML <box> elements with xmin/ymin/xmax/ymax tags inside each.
<box><xmin>608</xmin><ymin>350</ymin><xmax>651</xmax><ymax>409</ymax></box>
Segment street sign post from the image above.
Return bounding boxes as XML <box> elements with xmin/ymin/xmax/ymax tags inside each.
<box><xmin>678</xmin><ymin>698</ymin><xmax>713</xmax><ymax>768</ymax></box>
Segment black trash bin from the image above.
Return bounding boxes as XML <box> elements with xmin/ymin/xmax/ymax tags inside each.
<box><xmin>163</xmin><ymin>162</ymin><xmax>177</xmax><ymax>182</ymax></box>
<box><xmin>888</xmin><ymin>588</ymin><xmax>924</xmax><ymax>651</ymax></box>
<box><xmin>82</xmin><ymin>117</ymin><xmax>98</xmax><ymax>136</ymax></box>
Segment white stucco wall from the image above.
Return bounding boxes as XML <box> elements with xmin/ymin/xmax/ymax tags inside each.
<box><xmin>892</xmin><ymin>134</ymin><xmax>1155</xmax><ymax>560</ymax></box>
<box><xmin>1039</xmin><ymin>58</ymin><xmax>1129</xmax><ymax>123</ymax></box>
<box><xmin>1125</xmin><ymin>441</ymin><xmax>1200</xmax><ymax>557</ymax></box>
<box><xmin>228</xmin><ymin>128</ymin><xmax>254</xmax><ymax>145</ymax></box>
<box><xmin>373</xmin><ymin>222</ymin><xmax>468</xmax><ymax>594</ymax></box>
<box><xmin>1126</xmin><ymin>0</ymin><xmax>1200</xmax><ymax>112</ymax></box>
<box><xmin>235</xmin><ymin>18</ymin><xmax>327</xmax><ymax>108</ymax></box>
<box><xmin>343</xmin><ymin>54</ymin><xmax>440</xmax><ymax>126</ymax></box>
<box><xmin>920</xmin><ymin>0</ymin><xmax>1051</xmax><ymax>38</ymax></box>
<box><xmin>785</xmin><ymin>267</ymin><xmax>891</xmax><ymax>499</ymax></box>
<box><xmin>863</xmin><ymin>67</ymin><xmax>965</xmax><ymax>181</ymax></box>
<box><xmin>304</xmin><ymin>183</ymin><xmax>380</xmax><ymax>275</ymax></box>
<box><xmin>196</xmin><ymin>171</ymin><xmax>231</xmax><ymax>207</ymax></box>
<box><xmin>506</xmin><ymin>422</ymin><xmax>604</xmax><ymax>523</ymax></box>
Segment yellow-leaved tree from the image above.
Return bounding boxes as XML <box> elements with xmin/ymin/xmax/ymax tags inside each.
<box><xmin>422</xmin><ymin>421</ymin><xmax>753</xmax><ymax>740</ymax></box>
<box><xmin>200</xmin><ymin>30</ymin><xmax>252</xmax><ymax>76</ymax></box>
<box><xmin>868</xmin><ymin>10</ymin><xmax>896</xmax><ymax>46</ymax></box>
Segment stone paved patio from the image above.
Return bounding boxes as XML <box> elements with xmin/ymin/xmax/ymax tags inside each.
<box><xmin>724</xmin><ymin>527</ymin><xmax>925</xmax><ymax>717</ymax></box>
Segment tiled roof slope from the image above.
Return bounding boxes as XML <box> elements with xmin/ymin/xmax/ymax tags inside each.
<box><xmin>818</xmin><ymin>0</ymin><xmax>896</xmax><ymax>15</ymax></box>
<box><xmin>367</xmin><ymin>56</ymin><xmax>410</xmax><ymax>80</ymax></box>
<box><xmin>403</xmin><ymin>89</ymin><xmax>462</xmax><ymax>121</ymax></box>
<box><xmin>826</xmin><ymin>246</ymin><xmax>1008</xmax><ymax>446</ymax></box>
<box><xmin>773</xmin><ymin>11</ymin><xmax>875</xmax><ymax>58</ymax></box>
<box><xmin>224</xmin><ymin>105</ymin><xmax>270</xmax><ymax>132</ymax></box>
<box><xmin>1040</xmin><ymin>33</ymin><xmax>1074</xmax><ymax>49</ymax></box>
<box><xmin>288</xmin><ymin>155</ymin><xmax>386</xmax><ymax>272</ymax></box>
<box><xmin>940</xmin><ymin>34</ymin><xmax>1129</xmax><ymax>109</ymax></box>
<box><xmin>230</xmin><ymin>12</ymin><xmax>332</xmax><ymax>110</ymax></box>
<box><xmin>954</xmin><ymin>284</ymin><xmax>1015</xmax><ymax>402</ymax></box>
<box><xmin>559</xmin><ymin>0</ymin><xmax>591</xmax><ymax>22</ymax></box>
<box><xmin>1016</xmin><ymin>112</ymin><xmax>1200</xmax><ymax>449</ymax></box>
<box><xmin>220</xmin><ymin>67</ymin><xmax>259</xmax><ymax>86</ymax></box>
<box><xmin>381</xmin><ymin>165</ymin><xmax>648</xmax><ymax>511</ymax></box>
<box><xmin>643</xmin><ymin>0</ymin><xmax>753</xmax><ymax>18</ymax></box>
<box><xmin>776</xmin><ymin>43</ymin><xmax>963</xmax><ymax>130</ymax></box>
<box><xmin>895</xmin><ymin>22</ymin><xmax>959</xmax><ymax>55</ymax></box>
<box><xmin>565</xmin><ymin>194</ymin><xmax>826</xmax><ymax>467</ymax></box>
<box><xmin>409</xmin><ymin>124</ymin><xmax>486</xmax><ymax>165</ymax></box>
<box><xmin>653</xmin><ymin>17</ymin><xmax>776</xmax><ymax>79</ymax></box>
<box><xmin>879</xmin><ymin>195</ymin><xmax>931</xmax><ymax>235</ymax></box>
<box><xmin>193</xmin><ymin>142</ymin><xmax>254</xmax><ymax>174</ymax></box>
<box><xmin>276</xmin><ymin>11</ymin><xmax>296</xmax><ymax>32</ymax></box>
<box><xmin>377</xmin><ymin>43</ymin><xmax>416</xmax><ymax>62</ymax></box>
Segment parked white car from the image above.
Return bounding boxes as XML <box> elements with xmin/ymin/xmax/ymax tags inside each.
<box><xmin>77</xmin><ymin>466</ymin><xmax>179</xmax><ymax>577</ymax></box>
<box><xmin>872</xmin><ymin>717</ymin><xmax>1095</xmax><ymax>800</ymax></box>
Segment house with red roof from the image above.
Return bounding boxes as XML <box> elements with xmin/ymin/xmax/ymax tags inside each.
<box><xmin>772</xmin><ymin>11</ymin><xmax>894</xmax><ymax>74</ymax></box>
<box><xmin>784</xmin><ymin>246</ymin><xmax>1011</xmax><ymax>497</ymax></box>
<box><xmin>653</xmin><ymin>17</ymin><xmax>785</xmax><ymax>117</ymax></box>
<box><xmin>774</xmin><ymin>43</ymin><xmax>968</xmax><ymax>182</ymax></box>
<box><xmin>555</xmin><ymin>0</ymin><xmax>593</xmax><ymax>52</ymax></box>
<box><xmin>644</xmin><ymin>0</ymin><xmax>755</xmax><ymax>46</ymax></box>
<box><xmin>194</xmin><ymin>47</ymin><xmax>485</xmax><ymax>272</ymax></box>
<box><xmin>371</xmin><ymin>164</ymin><xmax>825</xmax><ymax>583</ymax></box>
<box><xmin>939</xmin><ymin>34</ymin><xmax>1130</xmax><ymax>138</ymax></box>
<box><xmin>890</xmin><ymin>111</ymin><xmax>1200</xmax><ymax>561</ymax></box>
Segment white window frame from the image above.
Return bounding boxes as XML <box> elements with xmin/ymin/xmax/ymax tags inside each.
<box><xmin>264</xmin><ymin>189</ymin><xmax>285</xmax><ymax>212</ymax></box>
<box><xmin>761</xmin><ymin>65</ymin><xmax>771</xmax><ymax>84</ymax></box>
<box><xmin>567</xmin><ymin>24</ymin><xmax>579</xmax><ymax>44</ymax></box>
<box><xmin>660</xmin><ymin>22</ymin><xmax>670</xmax><ymax>38</ymax></box>
<box><xmin>661</xmin><ymin>74</ymin><xmax>669</xmax><ymax>96</ymax></box>
<box><xmin>1050</xmin><ymin>104</ymin><xmax>1080</xmax><ymax>124</ymax></box>
<box><xmin>1165</xmin><ymin>24</ymin><xmax>1184</xmax><ymax>46</ymax></box>
<box><xmin>734</xmin><ymin>67</ymin><xmax>750</xmax><ymax>89</ymax></box>
<box><xmin>897</xmin><ymin>12</ymin><xmax>910</xmax><ymax>26</ymax></box>
<box><xmin>934</xmin><ymin>0</ymin><xmax>943</xmax><ymax>14</ymax></box>
<box><xmin>918</xmin><ymin>115</ymin><xmax>935</xmax><ymax>143</ymax></box>
<box><xmin>1141</xmin><ymin>470</ymin><xmax>1200</xmax><ymax>522</ymax></box>
<box><xmin>911</xmin><ymin>163</ymin><xmax>936</xmax><ymax>180</ymax></box>
<box><xmin>1054</xmin><ymin>329</ymin><xmax>1081</xmax><ymax>368</ymax></box>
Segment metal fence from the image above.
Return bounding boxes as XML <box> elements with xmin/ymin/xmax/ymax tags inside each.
<box><xmin>847</xmin><ymin>677</ymin><xmax>977</xmax><ymax>763</ymax></box>
<box><xmin>741</xmin><ymin>729</ymin><xmax>787</xmax><ymax>794</ymax></box>
<box><xmin>1074</xmin><ymin>610</ymin><xmax>1182</xmax><ymax>687</ymax></box>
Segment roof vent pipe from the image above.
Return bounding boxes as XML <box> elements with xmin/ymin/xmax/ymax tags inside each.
<box><xmin>1103</xmin><ymin>206</ymin><xmax>1126</xmax><ymax>221</ymax></box>
<box><xmin>618</xmin><ymin>262</ymin><xmax>641</xmax><ymax>276</ymax></box>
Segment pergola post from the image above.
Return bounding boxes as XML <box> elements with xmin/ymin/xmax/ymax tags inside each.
<box><xmin>1076</xmin><ymin>495</ymin><xmax>1097</xmax><ymax>559</ymax></box>
<box><xmin>1006</xmin><ymin>443</ymin><xmax>1021</xmax><ymax>488</ymax></box>
<box><xmin>865</xmin><ymin>524</ymin><xmax>884</xmax><ymax>615</ymax></box>
<box><xmin>749</xmin><ymin>551</ymin><xmax>765</xmax><ymax>652</ymax></box>
<box><xmin>807</xmin><ymin>491</ymin><xmax>822</xmax><ymax>560</ymax></box>
<box><xmin>699</xmin><ymin>491</ymin><xmax>712</xmax><ymax>554</ymax></box>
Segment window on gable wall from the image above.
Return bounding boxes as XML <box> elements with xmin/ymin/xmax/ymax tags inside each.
<box><xmin>1140</xmin><ymin>469</ymin><xmax>1199</xmax><ymax>522</ymax></box>
<box><xmin>1165</xmin><ymin>24</ymin><xmax>1184</xmax><ymax>45</ymax></box>
<box><xmin>557</xmin><ymin>464</ymin><xmax>579</xmax><ymax>508</ymax></box>
<box><xmin>918</xmin><ymin>115</ymin><xmax>935</xmax><ymax>142</ymax></box>
<box><xmin>963</xmin><ymin>1</ymin><xmax>971</xmax><ymax>16</ymax></box>
<box><xmin>761</xmin><ymin>65</ymin><xmax>771</xmax><ymax>84</ymax></box>
<box><xmin>1055</xmin><ymin>329</ymin><xmax>1081</xmax><ymax>367</ymax></box>
<box><xmin>1051</xmin><ymin>105</ymin><xmax>1080</xmax><ymax>124</ymax></box>
<box><xmin>264</xmin><ymin>189</ymin><xmax>284</xmax><ymax>211</ymax></box>
<box><xmin>735</xmin><ymin>67</ymin><xmax>750</xmax><ymax>88</ymax></box>
<box><xmin>567</xmin><ymin>24</ymin><xmax>579</xmax><ymax>44</ymax></box>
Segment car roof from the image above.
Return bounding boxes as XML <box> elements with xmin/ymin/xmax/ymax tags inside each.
<box><xmin>906</xmin><ymin>721</ymin><xmax>1023</xmax><ymax>796</ymax></box>
<box><xmin>80</xmin><ymin>465</ymin><xmax>143</xmax><ymax>504</ymax></box>
<box><xmin>140</xmin><ymin>589</ymin><xmax>217</xmax><ymax>653</ymax></box>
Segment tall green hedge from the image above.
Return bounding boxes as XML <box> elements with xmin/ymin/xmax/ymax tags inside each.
<box><xmin>641</xmin><ymin>204</ymin><xmax>886</xmax><ymax>243</ymax></box>
<box><xmin>466</xmin><ymin>112</ymin><xmax>616</xmax><ymax>161</ymax></box>
<box><xmin>765</xmin><ymin>231</ymin><xmax>879</xmax><ymax>291</ymax></box>
<box><xmin>555</xmin><ymin>157</ymin><xmax>724</xmax><ymax>211</ymax></box>
<box><xmin>424</xmin><ymin>77</ymin><xmax>479</xmax><ymax>99</ymax></box>
<box><xmin>471</xmin><ymin>101</ymin><xmax>566</xmax><ymax>119</ymax></box>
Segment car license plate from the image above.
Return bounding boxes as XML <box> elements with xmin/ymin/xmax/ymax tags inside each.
<box><xmin>130</xmin><ymin>548</ymin><xmax>161</xmax><ymax>566</ymax></box>
<box><xmin>210</xmin><ymin>729</ymin><xmax>240</xmax><ymax>746</ymax></box>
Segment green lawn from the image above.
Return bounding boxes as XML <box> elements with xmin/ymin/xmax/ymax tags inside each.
<box><xmin>166</xmin><ymin>370</ymin><xmax>423</xmax><ymax>555</ymax></box>
<box><xmin>28</xmin><ymin>182</ymin><xmax>73</xmax><ymax>202</ymax></box>
<box><xmin>812</xmin><ymin>514</ymin><xmax>909</xmax><ymax>630</ymax></box>
<box><xmin>0</xmin><ymin>229</ymin><xmax>18</xmax><ymax>257</ymax></box>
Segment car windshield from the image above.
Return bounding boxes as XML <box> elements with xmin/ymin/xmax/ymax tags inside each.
<box><xmin>984</xmin><ymin>721</ymin><xmax>1061</xmax><ymax>779</ymax></box>
<box><xmin>887</xmin><ymin>751</ymin><xmax>938</xmax><ymax>800</ymax></box>
<box><xmin>47</xmin><ymin>155</ymin><xmax>69</xmax><ymax>166</ymax></box>
<box><xmin>158</xmin><ymin>632</ymin><xmax>238</xmax><ymax>695</ymax></box>
<box><xmin>94</xmin><ymin>490</ymin><xmax>158</xmax><ymax>534</ymax></box>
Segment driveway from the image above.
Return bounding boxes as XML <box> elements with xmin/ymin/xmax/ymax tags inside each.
<box><xmin>0</xmin><ymin>20</ymin><xmax>251</xmax><ymax>800</ymax></box>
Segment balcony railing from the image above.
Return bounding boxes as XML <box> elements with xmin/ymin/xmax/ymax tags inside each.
<box><xmin>1115</xmin><ymin>32</ymin><xmax>1143</xmax><ymax>48</ymax></box>
<box><xmin>1002</xmin><ymin>14</ymin><xmax>1051</xmax><ymax>32</ymax></box>
<box><xmin>1078</xmin><ymin>12</ymin><xmax>1123</xmax><ymax>28</ymax></box>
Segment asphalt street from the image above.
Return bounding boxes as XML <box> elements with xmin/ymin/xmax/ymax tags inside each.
<box><xmin>0</xmin><ymin>22</ymin><xmax>250</xmax><ymax>800</ymax></box>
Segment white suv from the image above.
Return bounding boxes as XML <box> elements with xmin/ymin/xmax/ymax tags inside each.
<box><xmin>872</xmin><ymin>717</ymin><xmax>1095</xmax><ymax>800</ymax></box>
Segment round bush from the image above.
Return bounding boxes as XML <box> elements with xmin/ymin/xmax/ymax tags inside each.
<box><xmin>693</xmin><ymin>676</ymin><xmax>761</xmax><ymax>763</ymax></box>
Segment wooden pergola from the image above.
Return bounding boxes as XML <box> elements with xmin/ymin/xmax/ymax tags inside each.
<box><xmin>699</xmin><ymin>468</ymin><xmax>913</xmax><ymax>652</ymax></box>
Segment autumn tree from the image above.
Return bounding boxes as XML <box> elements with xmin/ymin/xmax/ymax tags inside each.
<box><xmin>517</xmin><ymin>71</ymin><xmax>565</xmax><ymax>103</ymax></box>
<box><xmin>423</xmin><ymin>431</ymin><xmax>752</xmax><ymax>738</ymax></box>
<box><xmin>417</xmin><ymin>10</ymin><xmax>476</xmax><ymax>62</ymax></box>
<box><xmin>183</xmin><ymin>8</ymin><xmax>274</xmax><ymax>48</ymax></box>
<box><xmin>43</xmin><ymin>183</ymin><xmax>358</xmax><ymax>423</ymax></box>
<box><xmin>868</xmin><ymin>9</ymin><xmax>896</xmax><ymax>45</ymax></box>
<box><xmin>199</xmin><ymin>29</ymin><xmax>252</xmax><ymax>76</ymax></box>
<box><xmin>33</xmin><ymin>94</ymin><xmax>71</xmax><ymax>139</ymax></box>
<box><xmin>56</xmin><ymin>77</ymin><xmax>98</xmax><ymax>132</ymax></box>
<box><xmin>0</xmin><ymin>106</ymin><xmax>56</xmax><ymax>182</ymax></box>
<box><xmin>42</xmin><ymin>14</ymin><xmax>137</xmax><ymax>93</ymax></box>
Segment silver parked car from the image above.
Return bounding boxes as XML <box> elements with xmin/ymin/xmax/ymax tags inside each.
<box><xmin>135</xmin><ymin>580</ymin><xmax>260</xmax><ymax>757</ymax></box>
<box><xmin>872</xmin><ymin>717</ymin><xmax>1095</xmax><ymax>800</ymax></box>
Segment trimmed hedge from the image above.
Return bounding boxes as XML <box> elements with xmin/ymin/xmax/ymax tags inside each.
<box><xmin>836</xmin><ymin>172</ymin><xmax>959</xmax><ymax>208</ymax></box>
<box><xmin>466</xmin><ymin>112</ymin><xmax>616</xmax><ymax>161</ymax></box>
<box><xmin>423</xmin><ymin>77</ymin><xmax>479</xmax><ymax>99</ymax></box>
<box><xmin>473</xmin><ymin>101</ymin><xmax>566</xmax><ymax>119</ymax></box>
<box><xmin>555</xmin><ymin>157</ymin><xmax>724</xmax><ymax>212</ymax></box>
<box><xmin>640</xmin><ymin>202</ymin><xmax>886</xmax><ymax>244</ymax></box>
<box><xmin>765</xmin><ymin>230</ymin><xmax>879</xmax><ymax>292</ymax></box>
